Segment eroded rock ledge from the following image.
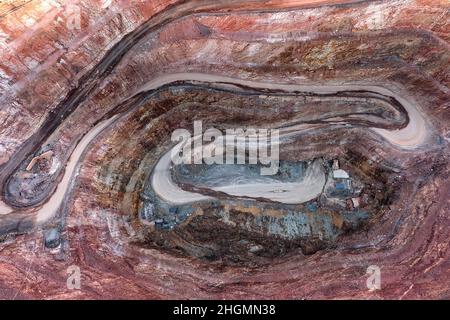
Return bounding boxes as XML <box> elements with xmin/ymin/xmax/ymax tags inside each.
<box><xmin>0</xmin><ymin>0</ymin><xmax>448</xmax><ymax>299</ymax></box>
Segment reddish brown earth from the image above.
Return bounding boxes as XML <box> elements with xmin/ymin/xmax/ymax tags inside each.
<box><xmin>0</xmin><ymin>0</ymin><xmax>449</xmax><ymax>299</ymax></box>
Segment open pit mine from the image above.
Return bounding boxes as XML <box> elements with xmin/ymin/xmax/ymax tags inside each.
<box><xmin>0</xmin><ymin>0</ymin><xmax>448</xmax><ymax>300</ymax></box>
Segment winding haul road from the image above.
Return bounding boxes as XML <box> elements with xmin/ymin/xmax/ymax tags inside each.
<box><xmin>0</xmin><ymin>72</ymin><xmax>429</xmax><ymax>227</ymax></box>
<box><xmin>152</xmin><ymin>143</ymin><xmax>327</xmax><ymax>204</ymax></box>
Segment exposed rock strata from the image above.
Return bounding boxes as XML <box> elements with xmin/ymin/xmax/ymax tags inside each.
<box><xmin>0</xmin><ymin>0</ymin><xmax>448</xmax><ymax>299</ymax></box>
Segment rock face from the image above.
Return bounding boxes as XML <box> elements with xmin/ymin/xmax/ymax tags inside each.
<box><xmin>0</xmin><ymin>0</ymin><xmax>449</xmax><ymax>299</ymax></box>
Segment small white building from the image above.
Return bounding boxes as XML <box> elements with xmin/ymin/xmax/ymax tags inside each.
<box><xmin>333</xmin><ymin>169</ymin><xmax>349</xmax><ymax>179</ymax></box>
